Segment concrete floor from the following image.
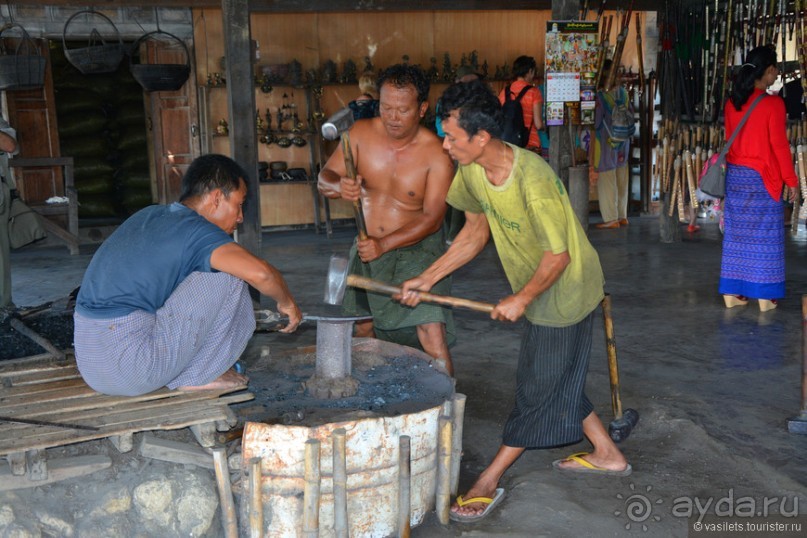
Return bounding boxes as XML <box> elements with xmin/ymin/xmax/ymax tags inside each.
<box><xmin>9</xmin><ymin>215</ymin><xmax>807</xmax><ymax>537</ymax></box>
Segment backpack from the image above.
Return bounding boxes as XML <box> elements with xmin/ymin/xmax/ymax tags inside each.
<box><xmin>501</xmin><ymin>84</ymin><xmax>532</xmax><ymax>147</ymax></box>
<box><xmin>601</xmin><ymin>89</ymin><xmax>635</xmax><ymax>148</ymax></box>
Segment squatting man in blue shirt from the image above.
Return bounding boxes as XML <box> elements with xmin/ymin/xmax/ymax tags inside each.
<box><xmin>73</xmin><ymin>154</ymin><xmax>302</xmax><ymax>396</ymax></box>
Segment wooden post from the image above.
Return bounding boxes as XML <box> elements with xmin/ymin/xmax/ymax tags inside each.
<box><xmin>397</xmin><ymin>435</ymin><xmax>411</xmax><ymax>538</ymax></box>
<box><xmin>212</xmin><ymin>448</ymin><xmax>238</xmax><ymax>538</ymax></box>
<box><xmin>435</xmin><ymin>416</ymin><xmax>452</xmax><ymax>525</ymax></box>
<box><xmin>332</xmin><ymin>428</ymin><xmax>348</xmax><ymax>538</ymax></box>
<box><xmin>303</xmin><ymin>439</ymin><xmax>321</xmax><ymax>538</ymax></box>
<box><xmin>222</xmin><ymin>0</ymin><xmax>260</xmax><ymax>301</ymax></box>
<box><xmin>450</xmin><ymin>394</ymin><xmax>467</xmax><ymax>496</ymax></box>
<box><xmin>248</xmin><ymin>457</ymin><xmax>263</xmax><ymax>538</ymax></box>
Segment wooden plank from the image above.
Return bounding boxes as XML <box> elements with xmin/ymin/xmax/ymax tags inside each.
<box><xmin>6</xmin><ymin>367</ymin><xmax>81</xmax><ymax>387</ymax></box>
<box><xmin>0</xmin><ymin>377</ymin><xmax>89</xmax><ymax>398</ymax></box>
<box><xmin>190</xmin><ymin>422</ymin><xmax>217</xmax><ymax>447</ymax></box>
<box><xmin>0</xmin><ymin>354</ymin><xmax>72</xmax><ymax>377</ymax></box>
<box><xmin>0</xmin><ymin>395</ymin><xmax>252</xmax><ymax>444</ymax></box>
<box><xmin>0</xmin><ymin>406</ymin><xmax>232</xmax><ymax>455</ymax></box>
<box><xmin>7</xmin><ymin>452</ymin><xmax>25</xmax><ymax>476</ymax></box>
<box><xmin>0</xmin><ymin>455</ymin><xmax>111</xmax><ymax>492</ymax></box>
<box><xmin>26</xmin><ymin>449</ymin><xmax>47</xmax><ymax>481</ymax></box>
<box><xmin>0</xmin><ymin>384</ymin><xmax>103</xmax><ymax>408</ymax></box>
<box><xmin>139</xmin><ymin>434</ymin><xmax>215</xmax><ymax>469</ymax></box>
<box><xmin>109</xmin><ymin>433</ymin><xmax>134</xmax><ymax>453</ymax></box>
<box><xmin>0</xmin><ymin>387</ymin><xmax>252</xmax><ymax>420</ymax></box>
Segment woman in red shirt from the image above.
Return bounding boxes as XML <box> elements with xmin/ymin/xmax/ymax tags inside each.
<box><xmin>720</xmin><ymin>46</ymin><xmax>798</xmax><ymax>312</ymax></box>
<box><xmin>498</xmin><ymin>55</ymin><xmax>544</xmax><ymax>153</ymax></box>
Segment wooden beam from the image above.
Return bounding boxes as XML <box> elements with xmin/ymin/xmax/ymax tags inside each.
<box><xmin>10</xmin><ymin>1</ymin><xmax>662</xmax><ymax>13</ymax></box>
<box><xmin>222</xmin><ymin>0</ymin><xmax>262</xmax><ymax>275</ymax></box>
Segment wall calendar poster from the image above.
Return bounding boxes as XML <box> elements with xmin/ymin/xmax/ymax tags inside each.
<box><xmin>545</xmin><ymin>20</ymin><xmax>599</xmax><ymax>126</ymax></box>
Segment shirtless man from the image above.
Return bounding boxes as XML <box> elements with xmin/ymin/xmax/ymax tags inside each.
<box><xmin>318</xmin><ymin>64</ymin><xmax>456</xmax><ymax>373</ymax></box>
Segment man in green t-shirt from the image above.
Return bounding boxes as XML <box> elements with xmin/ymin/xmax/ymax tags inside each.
<box><xmin>399</xmin><ymin>79</ymin><xmax>631</xmax><ymax>523</ymax></box>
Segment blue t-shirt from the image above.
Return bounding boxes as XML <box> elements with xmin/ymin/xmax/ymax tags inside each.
<box><xmin>76</xmin><ymin>203</ymin><xmax>234</xmax><ymax>319</ymax></box>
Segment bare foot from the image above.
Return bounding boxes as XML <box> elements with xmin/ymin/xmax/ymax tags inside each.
<box><xmin>450</xmin><ymin>476</ymin><xmax>499</xmax><ymax>518</ymax></box>
<box><xmin>178</xmin><ymin>368</ymin><xmax>249</xmax><ymax>391</ymax></box>
<box><xmin>555</xmin><ymin>450</ymin><xmax>629</xmax><ymax>472</ymax></box>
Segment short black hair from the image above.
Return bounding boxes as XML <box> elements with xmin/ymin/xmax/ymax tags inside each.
<box><xmin>438</xmin><ymin>79</ymin><xmax>503</xmax><ymax>139</ymax></box>
<box><xmin>512</xmin><ymin>55</ymin><xmax>537</xmax><ymax>78</ymax></box>
<box><xmin>179</xmin><ymin>154</ymin><xmax>248</xmax><ymax>202</ymax></box>
<box><xmin>377</xmin><ymin>64</ymin><xmax>430</xmax><ymax>104</ymax></box>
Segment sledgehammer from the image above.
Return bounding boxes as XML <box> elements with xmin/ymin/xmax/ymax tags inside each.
<box><xmin>601</xmin><ymin>294</ymin><xmax>639</xmax><ymax>443</ymax></box>
<box><xmin>321</xmin><ymin>107</ymin><xmax>368</xmax><ymax>240</ymax></box>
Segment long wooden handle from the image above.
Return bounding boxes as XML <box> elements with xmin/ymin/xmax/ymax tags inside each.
<box><xmin>341</xmin><ymin>134</ymin><xmax>368</xmax><ymax>240</ymax></box>
<box><xmin>347</xmin><ymin>274</ymin><xmax>495</xmax><ymax>313</ymax></box>
<box><xmin>601</xmin><ymin>294</ymin><xmax>623</xmax><ymax>420</ymax></box>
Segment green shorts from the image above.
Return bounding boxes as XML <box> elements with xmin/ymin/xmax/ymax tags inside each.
<box><xmin>342</xmin><ymin>230</ymin><xmax>456</xmax><ymax>350</ymax></box>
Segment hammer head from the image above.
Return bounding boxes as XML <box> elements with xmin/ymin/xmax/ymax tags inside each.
<box><xmin>321</xmin><ymin>107</ymin><xmax>355</xmax><ymax>141</ymax></box>
<box><xmin>608</xmin><ymin>408</ymin><xmax>639</xmax><ymax>443</ymax></box>
<box><xmin>324</xmin><ymin>254</ymin><xmax>349</xmax><ymax>305</ymax></box>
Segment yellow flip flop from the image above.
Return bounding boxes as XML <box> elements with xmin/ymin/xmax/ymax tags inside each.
<box><xmin>449</xmin><ymin>487</ymin><xmax>506</xmax><ymax>523</ymax></box>
<box><xmin>552</xmin><ymin>451</ymin><xmax>632</xmax><ymax>477</ymax></box>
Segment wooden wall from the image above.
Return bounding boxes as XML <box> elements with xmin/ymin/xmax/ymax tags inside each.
<box><xmin>193</xmin><ymin>8</ymin><xmax>643</xmax><ymax>114</ymax></box>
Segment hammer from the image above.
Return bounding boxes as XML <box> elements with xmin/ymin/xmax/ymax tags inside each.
<box><xmin>321</xmin><ymin>107</ymin><xmax>368</xmax><ymax>240</ymax></box>
<box><xmin>601</xmin><ymin>294</ymin><xmax>639</xmax><ymax>443</ymax></box>
<box><xmin>324</xmin><ymin>254</ymin><xmax>495</xmax><ymax>313</ymax></box>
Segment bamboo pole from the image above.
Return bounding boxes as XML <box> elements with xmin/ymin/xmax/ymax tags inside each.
<box><xmin>212</xmin><ymin>448</ymin><xmax>238</xmax><ymax>538</ymax></box>
<box><xmin>248</xmin><ymin>457</ymin><xmax>263</xmax><ymax>538</ymax></box>
<box><xmin>398</xmin><ymin>435</ymin><xmax>411</xmax><ymax>538</ymax></box>
<box><xmin>303</xmin><ymin>439</ymin><xmax>321</xmax><ymax>538</ymax></box>
<box><xmin>435</xmin><ymin>416</ymin><xmax>452</xmax><ymax>525</ymax></box>
<box><xmin>668</xmin><ymin>155</ymin><xmax>681</xmax><ymax>218</ymax></box>
<box><xmin>450</xmin><ymin>393</ymin><xmax>467</xmax><ymax>496</ymax></box>
<box><xmin>332</xmin><ymin>428</ymin><xmax>348</xmax><ymax>538</ymax></box>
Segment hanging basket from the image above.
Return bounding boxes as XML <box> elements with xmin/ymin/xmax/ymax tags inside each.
<box><xmin>62</xmin><ymin>10</ymin><xmax>125</xmax><ymax>75</ymax></box>
<box><xmin>0</xmin><ymin>23</ymin><xmax>46</xmax><ymax>91</ymax></box>
<box><xmin>129</xmin><ymin>31</ymin><xmax>190</xmax><ymax>92</ymax></box>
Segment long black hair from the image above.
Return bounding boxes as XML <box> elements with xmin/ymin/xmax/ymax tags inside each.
<box><xmin>729</xmin><ymin>46</ymin><xmax>777</xmax><ymax>111</ymax></box>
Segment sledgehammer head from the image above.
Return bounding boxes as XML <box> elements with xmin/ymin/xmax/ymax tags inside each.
<box><xmin>324</xmin><ymin>254</ymin><xmax>349</xmax><ymax>305</ymax></box>
<box><xmin>787</xmin><ymin>412</ymin><xmax>807</xmax><ymax>434</ymax></box>
<box><xmin>321</xmin><ymin>107</ymin><xmax>355</xmax><ymax>141</ymax></box>
<box><xmin>608</xmin><ymin>408</ymin><xmax>639</xmax><ymax>443</ymax></box>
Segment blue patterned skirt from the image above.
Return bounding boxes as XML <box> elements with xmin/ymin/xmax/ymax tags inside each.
<box><xmin>719</xmin><ymin>164</ymin><xmax>786</xmax><ymax>300</ymax></box>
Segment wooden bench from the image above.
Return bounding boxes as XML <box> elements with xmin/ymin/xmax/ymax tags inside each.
<box><xmin>0</xmin><ymin>352</ymin><xmax>253</xmax><ymax>489</ymax></box>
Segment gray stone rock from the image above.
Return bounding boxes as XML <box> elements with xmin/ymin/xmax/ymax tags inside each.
<box><xmin>33</xmin><ymin>512</ymin><xmax>73</xmax><ymax>537</ymax></box>
<box><xmin>0</xmin><ymin>505</ymin><xmax>15</xmax><ymax>527</ymax></box>
<box><xmin>89</xmin><ymin>487</ymin><xmax>132</xmax><ymax>517</ymax></box>
<box><xmin>76</xmin><ymin>514</ymin><xmax>131</xmax><ymax>538</ymax></box>
<box><xmin>175</xmin><ymin>472</ymin><xmax>219</xmax><ymax>536</ymax></box>
<box><xmin>1</xmin><ymin>523</ymin><xmax>40</xmax><ymax>538</ymax></box>
<box><xmin>133</xmin><ymin>478</ymin><xmax>174</xmax><ymax>530</ymax></box>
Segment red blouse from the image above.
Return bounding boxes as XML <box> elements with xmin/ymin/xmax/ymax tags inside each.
<box><xmin>724</xmin><ymin>88</ymin><xmax>797</xmax><ymax>201</ymax></box>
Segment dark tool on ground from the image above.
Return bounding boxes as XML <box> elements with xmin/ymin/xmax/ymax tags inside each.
<box><xmin>601</xmin><ymin>294</ymin><xmax>639</xmax><ymax>442</ymax></box>
<box><xmin>0</xmin><ymin>415</ymin><xmax>99</xmax><ymax>431</ymax></box>
<box><xmin>786</xmin><ymin>294</ymin><xmax>807</xmax><ymax>434</ymax></box>
<box><xmin>321</xmin><ymin>107</ymin><xmax>368</xmax><ymax>240</ymax></box>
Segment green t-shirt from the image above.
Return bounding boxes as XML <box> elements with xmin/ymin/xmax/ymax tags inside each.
<box><xmin>447</xmin><ymin>144</ymin><xmax>604</xmax><ymax>327</ymax></box>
